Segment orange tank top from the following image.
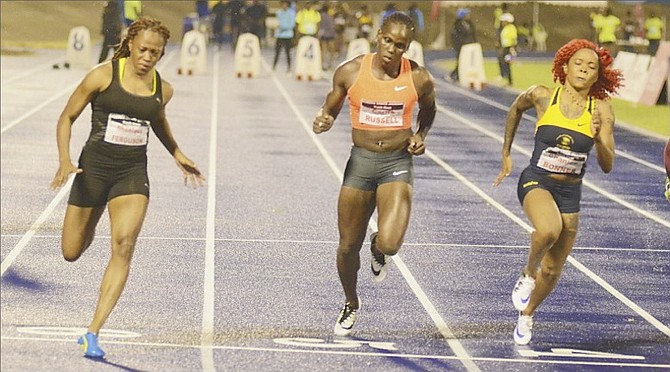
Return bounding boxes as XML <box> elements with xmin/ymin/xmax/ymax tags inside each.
<box><xmin>347</xmin><ymin>53</ymin><xmax>418</xmax><ymax>131</ymax></box>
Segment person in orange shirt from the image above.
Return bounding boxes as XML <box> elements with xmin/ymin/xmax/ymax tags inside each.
<box><xmin>312</xmin><ymin>12</ymin><xmax>436</xmax><ymax>336</ymax></box>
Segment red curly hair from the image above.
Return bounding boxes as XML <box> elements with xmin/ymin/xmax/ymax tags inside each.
<box><xmin>552</xmin><ymin>39</ymin><xmax>624</xmax><ymax>100</ymax></box>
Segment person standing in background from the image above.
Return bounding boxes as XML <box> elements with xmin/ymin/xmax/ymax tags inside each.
<box><xmin>644</xmin><ymin>12</ymin><xmax>663</xmax><ymax>56</ymax></box>
<box><xmin>272</xmin><ymin>0</ymin><xmax>296</xmax><ymax>74</ymax></box>
<box><xmin>593</xmin><ymin>7</ymin><xmax>620</xmax><ymax>56</ymax></box>
<box><xmin>355</xmin><ymin>4</ymin><xmax>373</xmax><ymax>41</ymax></box>
<box><xmin>99</xmin><ymin>1</ymin><xmax>122</xmax><ymax>63</ymax></box>
<box><xmin>622</xmin><ymin>10</ymin><xmax>636</xmax><ymax>53</ymax></box>
<box><xmin>211</xmin><ymin>0</ymin><xmax>226</xmax><ymax>49</ymax></box>
<box><xmin>664</xmin><ymin>138</ymin><xmax>670</xmax><ymax>202</ymax></box>
<box><xmin>497</xmin><ymin>13</ymin><xmax>517</xmax><ymax>86</ymax></box>
<box><xmin>407</xmin><ymin>2</ymin><xmax>424</xmax><ymax>43</ymax></box>
<box><xmin>123</xmin><ymin>0</ymin><xmax>142</xmax><ymax>27</ymax></box>
<box><xmin>246</xmin><ymin>0</ymin><xmax>268</xmax><ymax>46</ymax></box>
<box><xmin>296</xmin><ymin>1</ymin><xmax>321</xmax><ymax>38</ymax></box>
<box><xmin>318</xmin><ymin>2</ymin><xmax>337</xmax><ymax>71</ymax></box>
<box><xmin>494</xmin><ymin>2</ymin><xmax>509</xmax><ymax>39</ymax></box>
<box><xmin>332</xmin><ymin>2</ymin><xmax>349</xmax><ymax>61</ymax></box>
<box><xmin>227</xmin><ymin>0</ymin><xmax>245</xmax><ymax>48</ymax></box>
<box><xmin>448</xmin><ymin>7</ymin><xmax>476</xmax><ymax>82</ymax></box>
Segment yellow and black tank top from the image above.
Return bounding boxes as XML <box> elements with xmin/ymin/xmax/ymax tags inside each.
<box><xmin>86</xmin><ymin>58</ymin><xmax>163</xmax><ymax>158</ymax></box>
<box><xmin>529</xmin><ymin>87</ymin><xmax>595</xmax><ymax>178</ymax></box>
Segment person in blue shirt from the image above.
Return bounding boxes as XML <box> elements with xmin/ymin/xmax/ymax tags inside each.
<box><xmin>273</xmin><ymin>0</ymin><xmax>296</xmax><ymax>73</ymax></box>
<box><xmin>407</xmin><ymin>2</ymin><xmax>424</xmax><ymax>42</ymax></box>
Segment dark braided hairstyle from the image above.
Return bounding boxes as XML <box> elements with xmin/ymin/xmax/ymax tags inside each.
<box><xmin>112</xmin><ymin>17</ymin><xmax>170</xmax><ymax>60</ymax></box>
<box><xmin>552</xmin><ymin>39</ymin><xmax>624</xmax><ymax>100</ymax></box>
<box><xmin>380</xmin><ymin>12</ymin><xmax>415</xmax><ymax>37</ymax></box>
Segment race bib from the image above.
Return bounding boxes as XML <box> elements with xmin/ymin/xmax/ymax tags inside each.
<box><xmin>359</xmin><ymin>101</ymin><xmax>404</xmax><ymax>127</ymax></box>
<box><xmin>537</xmin><ymin>147</ymin><xmax>587</xmax><ymax>174</ymax></box>
<box><xmin>104</xmin><ymin>113</ymin><xmax>150</xmax><ymax>146</ymax></box>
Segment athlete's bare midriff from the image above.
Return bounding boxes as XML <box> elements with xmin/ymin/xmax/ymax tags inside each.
<box><xmin>352</xmin><ymin>128</ymin><xmax>413</xmax><ymax>152</ymax></box>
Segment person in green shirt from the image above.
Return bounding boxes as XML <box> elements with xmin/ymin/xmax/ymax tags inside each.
<box><xmin>644</xmin><ymin>12</ymin><xmax>663</xmax><ymax>56</ymax></box>
<box><xmin>593</xmin><ymin>7</ymin><xmax>620</xmax><ymax>56</ymax></box>
<box><xmin>497</xmin><ymin>13</ymin><xmax>517</xmax><ymax>85</ymax></box>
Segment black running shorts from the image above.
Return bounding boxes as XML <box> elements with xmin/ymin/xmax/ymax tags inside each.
<box><xmin>68</xmin><ymin>147</ymin><xmax>150</xmax><ymax>207</ymax></box>
<box><xmin>517</xmin><ymin>167</ymin><xmax>582</xmax><ymax>214</ymax></box>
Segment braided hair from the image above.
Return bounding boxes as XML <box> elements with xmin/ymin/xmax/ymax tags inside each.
<box><xmin>380</xmin><ymin>12</ymin><xmax>415</xmax><ymax>37</ymax></box>
<box><xmin>552</xmin><ymin>39</ymin><xmax>623</xmax><ymax>100</ymax></box>
<box><xmin>112</xmin><ymin>17</ymin><xmax>170</xmax><ymax>60</ymax></box>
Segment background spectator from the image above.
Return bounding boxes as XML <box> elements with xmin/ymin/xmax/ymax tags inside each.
<box><xmin>123</xmin><ymin>0</ymin><xmax>142</xmax><ymax>27</ymax></box>
<box><xmin>99</xmin><ymin>0</ymin><xmax>122</xmax><ymax>63</ymax></box>
<box><xmin>497</xmin><ymin>12</ymin><xmax>517</xmax><ymax>85</ymax></box>
<box><xmin>227</xmin><ymin>0</ymin><xmax>245</xmax><ymax>48</ymax></box>
<box><xmin>245</xmin><ymin>0</ymin><xmax>268</xmax><ymax>45</ymax></box>
<box><xmin>319</xmin><ymin>3</ymin><xmax>337</xmax><ymax>71</ymax></box>
<box><xmin>272</xmin><ymin>0</ymin><xmax>296</xmax><ymax>73</ymax></box>
<box><xmin>211</xmin><ymin>0</ymin><xmax>226</xmax><ymax>48</ymax></box>
<box><xmin>296</xmin><ymin>1</ymin><xmax>321</xmax><ymax>38</ymax></box>
<box><xmin>644</xmin><ymin>12</ymin><xmax>663</xmax><ymax>55</ymax></box>
<box><xmin>407</xmin><ymin>2</ymin><xmax>424</xmax><ymax>43</ymax></box>
<box><xmin>355</xmin><ymin>4</ymin><xmax>373</xmax><ymax>40</ymax></box>
<box><xmin>593</xmin><ymin>7</ymin><xmax>620</xmax><ymax>56</ymax></box>
<box><xmin>448</xmin><ymin>8</ymin><xmax>476</xmax><ymax>82</ymax></box>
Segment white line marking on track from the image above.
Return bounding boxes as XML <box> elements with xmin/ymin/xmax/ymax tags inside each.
<box><xmin>265</xmin><ymin>59</ymin><xmax>481</xmax><ymax>372</ymax></box>
<box><xmin>425</xmin><ymin>145</ymin><xmax>670</xmax><ymax>338</ymax></box>
<box><xmin>0</xmin><ymin>51</ymin><xmax>177</xmax><ymax>276</ymax></box>
<box><xmin>7</xmin><ymin>234</ymin><xmax>667</xmax><ymax>253</ymax></box>
<box><xmin>1</xmin><ymin>58</ymin><xmax>64</xmax><ymax>85</ymax></box>
<box><xmin>1</xmin><ymin>177</ymin><xmax>72</xmax><ymax>276</ymax></box>
<box><xmin>3</xmin><ymin>336</ymin><xmax>669</xmax><ymax>369</ymax></box>
<box><xmin>435</xmin><ymin>79</ymin><xmax>667</xmax><ymax>172</ymax></box>
<box><xmin>200</xmin><ymin>49</ymin><xmax>220</xmax><ymax>372</ymax></box>
<box><xmin>435</xmin><ymin>102</ymin><xmax>670</xmax><ymax>229</ymax></box>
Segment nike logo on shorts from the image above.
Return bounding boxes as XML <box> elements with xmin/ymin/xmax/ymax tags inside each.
<box><xmin>394</xmin><ymin>86</ymin><xmax>407</xmax><ymax>92</ymax></box>
<box><xmin>392</xmin><ymin>170</ymin><xmax>408</xmax><ymax>176</ymax></box>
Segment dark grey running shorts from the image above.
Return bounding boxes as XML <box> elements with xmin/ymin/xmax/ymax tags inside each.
<box><xmin>342</xmin><ymin>146</ymin><xmax>414</xmax><ymax>191</ymax></box>
<box><xmin>68</xmin><ymin>148</ymin><xmax>150</xmax><ymax>207</ymax></box>
<box><xmin>517</xmin><ymin>167</ymin><xmax>582</xmax><ymax>213</ymax></box>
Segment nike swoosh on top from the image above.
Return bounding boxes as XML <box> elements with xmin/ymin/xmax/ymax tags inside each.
<box><xmin>394</xmin><ymin>86</ymin><xmax>407</xmax><ymax>92</ymax></box>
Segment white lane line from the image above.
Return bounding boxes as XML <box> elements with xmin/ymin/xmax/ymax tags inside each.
<box><xmin>1</xmin><ymin>81</ymin><xmax>79</xmax><ymax>134</ymax></box>
<box><xmin>200</xmin><ymin>49</ymin><xmax>220</xmax><ymax>372</ymax></box>
<box><xmin>424</xmin><ymin>149</ymin><xmax>670</xmax><ymax>338</ymax></box>
<box><xmin>8</xmin><ymin>235</ymin><xmax>668</xmax><ymax>253</ymax></box>
<box><xmin>3</xmin><ymin>336</ymin><xmax>669</xmax><ymax>369</ymax></box>
<box><xmin>436</xmin><ymin>103</ymin><xmax>670</xmax><ymax>229</ymax></box>
<box><xmin>265</xmin><ymin>60</ymin><xmax>480</xmax><ymax>372</ymax></box>
<box><xmin>0</xmin><ymin>51</ymin><xmax>177</xmax><ymax>269</ymax></box>
<box><xmin>9</xmin><ymin>234</ymin><xmax>668</xmax><ymax>253</ymax></box>
<box><xmin>435</xmin><ymin>79</ymin><xmax>667</xmax><ymax>172</ymax></box>
<box><xmin>0</xmin><ymin>177</ymin><xmax>72</xmax><ymax>276</ymax></box>
<box><xmin>1</xmin><ymin>58</ymin><xmax>64</xmax><ymax>85</ymax></box>
<box><xmin>1</xmin><ymin>50</ymin><xmax>177</xmax><ymax>135</ymax></box>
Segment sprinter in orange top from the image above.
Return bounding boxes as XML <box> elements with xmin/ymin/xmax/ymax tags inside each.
<box><xmin>312</xmin><ymin>12</ymin><xmax>436</xmax><ymax>336</ymax></box>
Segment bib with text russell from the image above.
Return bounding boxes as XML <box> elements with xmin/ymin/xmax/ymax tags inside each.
<box><xmin>104</xmin><ymin>113</ymin><xmax>150</xmax><ymax>146</ymax></box>
<box><xmin>359</xmin><ymin>101</ymin><xmax>404</xmax><ymax>127</ymax></box>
